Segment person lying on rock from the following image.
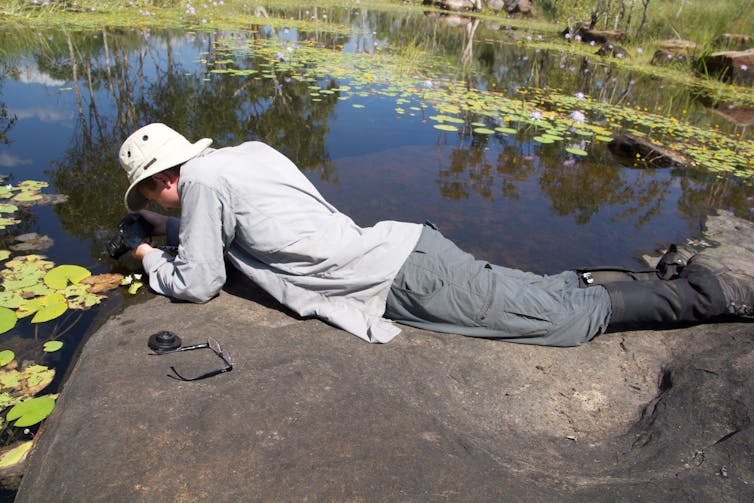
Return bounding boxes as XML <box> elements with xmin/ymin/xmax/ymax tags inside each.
<box><xmin>119</xmin><ymin>123</ymin><xmax>754</xmax><ymax>346</ymax></box>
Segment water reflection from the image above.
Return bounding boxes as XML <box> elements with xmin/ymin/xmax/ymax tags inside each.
<box><xmin>0</xmin><ymin>11</ymin><xmax>749</xmax><ymax>275</ymax></box>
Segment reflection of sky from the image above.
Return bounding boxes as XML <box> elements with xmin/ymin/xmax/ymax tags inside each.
<box><xmin>0</xmin><ymin>29</ymin><xmax>739</xmax><ymax>274</ymax></box>
<box><xmin>14</xmin><ymin>62</ymin><xmax>66</xmax><ymax>87</ymax></box>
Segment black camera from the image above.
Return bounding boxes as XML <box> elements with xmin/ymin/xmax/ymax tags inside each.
<box><xmin>106</xmin><ymin>214</ymin><xmax>153</xmax><ymax>259</ymax></box>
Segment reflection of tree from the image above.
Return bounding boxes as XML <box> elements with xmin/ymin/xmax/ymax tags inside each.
<box><xmin>437</xmin><ymin>145</ymin><xmax>494</xmax><ymax>199</ymax></box>
<box><xmin>538</xmin><ymin>150</ymin><xmax>668</xmax><ymax>226</ymax></box>
<box><xmin>677</xmin><ymin>171</ymin><xmax>754</xmax><ymax>222</ymax></box>
<box><xmin>41</xmin><ymin>27</ymin><xmax>339</xmax><ymax>263</ymax></box>
<box><xmin>0</xmin><ymin>65</ymin><xmax>16</xmax><ymax>144</ymax></box>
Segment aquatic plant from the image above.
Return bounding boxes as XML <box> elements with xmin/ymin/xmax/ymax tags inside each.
<box><xmin>0</xmin><ymin>180</ymin><xmax>126</xmax><ymax>448</ymax></box>
<box><xmin>204</xmin><ymin>36</ymin><xmax>753</xmax><ymax>177</ymax></box>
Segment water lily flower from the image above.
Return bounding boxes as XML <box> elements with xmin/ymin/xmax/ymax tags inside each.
<box><xmin>530</xmin><ymin>111</ymin><xmax>543</xmax><ymax>121</ymax></box>
<box><xmin>636</xmin><ymin>47</ymin><xmax>643</xmax><ymax>54</ymax></box>
<box><xmin>423</xmin><ymin>80</ymin><xmax>433</xmax><ymax>88</ymax></box>
<box><xmin>742</xmin><ymin>65</ymin><xmax>749</xmax><ymax>71</ymax></box>
<box><xmin>574</xmin><ymin>34</ymin><xmax>582</xmax><ymax>41</ymax></box>
<box><xmin>564</xmin><ymin>33</ymin><xmax>571</xmax><ymax>40</ymax></box>
<box><xmin>575</xmin><ymin>92</ymin><xmax>585</xmax><ymax>101</ymax></box>
<box><xmin>570</xmin><ymin>111</ymin><xmax>586</xmax><ymax>123</ymax></box>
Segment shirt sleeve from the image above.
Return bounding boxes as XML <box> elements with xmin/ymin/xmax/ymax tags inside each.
<box><xmin>142</xmin><ymin>180</ymin><xmax>234</xmax><ymax>303</ymax></box>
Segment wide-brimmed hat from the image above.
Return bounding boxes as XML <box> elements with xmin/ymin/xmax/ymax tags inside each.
<box><xmin>120</xmin><ymin>123</ymin><xmax>212</xmax><ymax>211</ymax></box>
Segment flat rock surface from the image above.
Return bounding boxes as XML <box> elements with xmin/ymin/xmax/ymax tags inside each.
<box><xmin>16</xmin><ymin>211</ymin><xmax>754</xmax><ymax>502</ymax></box>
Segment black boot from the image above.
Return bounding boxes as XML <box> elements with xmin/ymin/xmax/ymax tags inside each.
<box><xmin>604</xmin><ymin>270</ymin><xmax>727</xmax><ymax>329</ymax></box>
<box><xmin>682</xmin><ymin>254</ymin><xmax>754</xmax><ymax>318</ymax></box>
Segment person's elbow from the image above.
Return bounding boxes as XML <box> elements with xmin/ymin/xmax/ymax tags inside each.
<box><xmin>170</xmin><ymin>278</ymin><xmax>224</xmax><ymax>304</ymax></box>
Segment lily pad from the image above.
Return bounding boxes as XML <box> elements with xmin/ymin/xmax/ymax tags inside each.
<box><xmin>80</xmin><ymin>273</ymin><xmax>124</xmax><ymax>294</ymax></box>
<box><xmin>17</xmin><ymin>293</ymin><xmax>68</xmax><ymax>323</ymax></box>
<box><xmin>0</xmin><ymin>308</ymin><xmax>16</xmax><ymax>335</ymax></box>
<box><xmin>6</xmin><ymin>395</ymin><xmax>56</xmax><ymax>427</ymax></box>
<box><xmin>44</xmin><ymin>265</ymin><xmax>91</xmax><ymax>290</ymax></box>
<box><xmin>566</xmin><ymin>147</ymin><xmax>589</xmax><ymax>156</ymax></box>
<box><xmin>0</xmin><ymin>350</ymin><xmax>14</xmax><ymax>367</ymax></box>
<box><xmin>127</xmin><ymin>281</ymin><xmax>144</xmax><ymax>295</ymax></box>
<box><xmin>0</xmin><ymin>441</ymin><xmax>33</xmax><ymax>469</ymax></box>
<box><xmin>42</xmin><ymin>341</ymin><xmax>63</xmax><ymax>353</ymax></box>
<box><xmin>433</xmin><ymin>124</ymin><xmax>459</xmax><ymax>132</ymax></box>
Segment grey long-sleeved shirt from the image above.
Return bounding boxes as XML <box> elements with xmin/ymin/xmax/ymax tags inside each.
<box><xmin>142</xmin><ymin>141</ymin><xmax>422</xmax><ymax>343</ymax></box>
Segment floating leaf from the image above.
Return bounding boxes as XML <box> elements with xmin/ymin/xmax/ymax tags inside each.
<box><xmin>17</xmin><ymin>181</ymin><xmax>48</xmax><ymax>190</ymax></box>
<box><xmin>80</xmin><ymin>273</ymin><xmax>124</xmax><ymax>294</ymax></box>
<box><xmin>0</xmin><ymin>350</ymin><xmax>14</xmax><ymax>367</ymax></box>
<box><xmin>0</xmin><ymin>250</ymin><xmax>10</xmax><ymax>261</ymax></box>
<box><xmin>12</xmin><ymin>192</ymin><xmax>42</xmax><ymax>203</ymax></box>
<box><xmin>0</xmin><ymin>308</ymin><xmax>16</xmax><ymax>335</ymax></box>
<box><xmin>0</xmin><ymin>291</ymin><xmax>24</xmax><ymax>309</ymax></box>
<box><xmin>0</xmin><ymin>204</ymin><xmax>18</xmax><ymax>214</ymax></box>
<box><xmin>62</xmin><ymin>284</ymin><xmax>102</xmax><ymax>310</ymax></box>
<box><xmin>10</xmin><ymin>233</ymin><xmax>54</xmax><ymax>252</ymax></box>
<box><xmin>6</xmin><ymin>395</ymin><xmax>56</xmax><ymax>427</ymax></box>
<box><xmin>128</xmin><ymin>281</ymin><xmax>144</xmax><ymax>295</ymax></box>
<box><xmin>0</xmin><ymin>441</ymin><xmax>33</xmax><ymax>469</ymax></box>
<box><xmin>533</xmin><ymin>136</ymin><xmax>555</xmax><ymax>144</ymax></box>
<box><xmin>433</xmin><ymin>124</ymin><xmax>458</xmax><ymax>132</ymax></box>
<box><xmin>473</xmin><ymin>128</ymin><xmax>495</xmax><ymax>135</ymax></box>
<box><xmin>42</xmin><ymin>341</ymin><xmax>63</xmax><ymax>353</ymax></box>
<box><xmin>21</xmin><ymin>365</ymin><xmax>55</xmax><ymax>394</ymax></box>
<box><xmin>17</xmin><ymin>294</ymin><xmax>68</xmax><ymax>323</ymax></box>
<box><xmin>494</xmin><ymin>127</ymin><xmax>517</xmax><ymax>135</ymax></box>
<box><xmin>566</xmin><ymin>147</ymin><xmax>589</xmax><ymax>156</ymax></box>
<box><xmin>44</xmin><ymin>265</ymin><xmax>91</xmax><ymax>290</ymax></box>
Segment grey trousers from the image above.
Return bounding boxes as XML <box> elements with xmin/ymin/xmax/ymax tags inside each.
<box><xmin>385</xmin><ymin>226</ymin><xmax>612</xmax><ymax>346</ymax></box>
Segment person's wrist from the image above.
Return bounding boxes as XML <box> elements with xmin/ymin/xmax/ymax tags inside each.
<box><xmin>132</xmin><ymin>242</ymin><xmax>156</xmax><ymax>261</ymax></box>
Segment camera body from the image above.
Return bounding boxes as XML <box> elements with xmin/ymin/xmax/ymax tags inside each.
<box><xmin>106</xmin><ymin>213</ymin><xmax>153</xmax><ymax>259</ymax></box>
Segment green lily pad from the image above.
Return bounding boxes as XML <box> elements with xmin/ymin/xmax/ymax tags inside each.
<box><xmin>0</xmin><ymin>204</ymin><xmax>18</xmax><ymax>214</ymax></box>
<box><xmin>0</xmin><ymin>250</ymin><xmax>10</xmax><ymax>261</ymax></box>
<box><xmin>44</xmin><ymin>265</ymin><xmax>91</xmax><ymax>290</ymax></box>
<box><xmin>533</xmin><ymin>136</ymin><xmax>555</xmax><ymax>144</ymax></box>
<box><xmin>0</xmin><ymin>441</ymin><xmax>33</xmax><ymax>469</ymax></box>
<box><xmin>473</xmin><ymin>128</ymin><xmax>495</xmax><ymax>135</ymax></box>
<box><xmin>434</xmin><ymin>124</ymin><xmax>459</xmax><ymax>132</ymax></box>
<box><xmin>42</xmin><ymin>341</ymin><xmax>63</xmax><ymax>353</ymax></box>
<box><xmin>566</xmin><ymin>147</ymin><xmax>589</xmax><ymax>156</ymax></box>
<box><xmin>0</xmin><ymin>308</ymin><xmax>16</xmax><ymax>335</ymax></box>
<box><xmin>17</xmin><ymin>294</ymin><xmax>68</xmax><ymax>323</ymax></box>
<box><xmin>6</xmin><ymin>395</ymin><xmax>56</xmax><ymax>427</ymax></box>
<box><xmin>0</xmin><ymin>350</ymin><xmax>14</xmax><ymax>367</ymax></box>
<box><xmin>12</xmin><ymin>192</ymin><xmax>42</xmax><ymax>203</ymax></box>
<box><xmin>494</xmin><ymin>127</ymin><xmax>517</xmax><ymax>135</ymax></box>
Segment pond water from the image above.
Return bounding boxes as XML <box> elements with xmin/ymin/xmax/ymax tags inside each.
<box><xmin>0</xmin><ymin>4</ymin><xmax>752</xmax><ymax>462</ymax></box>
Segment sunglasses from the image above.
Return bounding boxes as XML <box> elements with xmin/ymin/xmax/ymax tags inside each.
<box><xmin>154</xmin><ymin>336</ymin><xmax>233</xmax><ymax>381</ymax></box>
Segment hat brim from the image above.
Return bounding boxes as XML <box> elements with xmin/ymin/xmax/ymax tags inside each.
<box><xmin>124</xmin><ymin>138</ymin><xmax>212</xmax><ymax>212</ymax></box>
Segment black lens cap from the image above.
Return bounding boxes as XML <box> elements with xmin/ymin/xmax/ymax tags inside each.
<box><xmin>148</xmin><ymin>331</ymin><xmax>182</xmax><ymax>353</ymax></box>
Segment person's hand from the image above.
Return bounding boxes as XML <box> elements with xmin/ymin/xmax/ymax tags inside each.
<box><xmin>138</xmin><ymin>209</ymin><xmax>169</xmax><ymax>235</ymax></box>
<box><xmin>132</xmin><ymin>242</ymin><xmax>157</xmax><ymax>261</ymax></box>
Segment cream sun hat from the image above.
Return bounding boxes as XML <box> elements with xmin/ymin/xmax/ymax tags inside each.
<box><xmin>119</xmin><ymin>123</ymin><xmax>212</xmax><ymax>211</ymax></box>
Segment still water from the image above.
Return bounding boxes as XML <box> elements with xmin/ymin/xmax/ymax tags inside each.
<box><xmin>0</xmin><ymin>5</ymin><xmax>752</xmax><ymax>454</ymax></box>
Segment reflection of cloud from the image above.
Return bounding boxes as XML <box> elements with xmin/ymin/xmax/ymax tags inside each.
<box><xmin>15</xmin><ymin>64</ymin><xmax>66</xmax><ymax>87</ymax></box>
<box><xmin>0</xmin><ymin>152</ymin><xmax>32</xmax><ymax>168</ymax></box>
<box><xmin>10</xmin><ymin>106</ymin><xmax>73</xmax><ymax>123</ymax></box>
